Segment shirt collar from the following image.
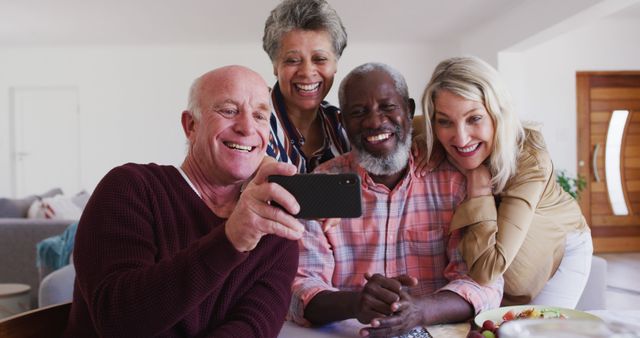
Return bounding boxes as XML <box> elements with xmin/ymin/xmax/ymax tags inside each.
<box><xmin>348</xmin><ymin>152</ymin><xmax>415</xmax><ymax>193</ymax></box>
<box><xmin>176</xmin><ymin>165</ymin><xmax>202</xmax><ymax>199</ymax></box>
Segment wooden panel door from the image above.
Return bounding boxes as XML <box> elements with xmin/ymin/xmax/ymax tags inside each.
<box><xmin>577</xmin><ymin>72</ymin><xmax>640</xmax><ymax>252</ymax></box>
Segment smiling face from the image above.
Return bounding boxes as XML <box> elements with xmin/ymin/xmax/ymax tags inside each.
<box><xmin>184</xmin><ymin>67</ymin><xmax>271</xmax><ymax>184</ymax></box>
<box><xmin>341</xmin><ymin>69</ymin><xmax>414</xmax><ymax>176</ymax></box>
<box><xmin>433</xmin><ymin>89</ymin><xmax>495</xmax><ymax>171</ymax></box>
<box><xmin>273</xmin><ymin>29</ymin><xmax>337</xmax><ymax>114</ymax></box>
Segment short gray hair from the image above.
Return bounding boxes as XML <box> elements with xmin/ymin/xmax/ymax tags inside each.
<box><xmin>186</xmin><ymin>74</ymin><xmax>205</xmax><ymax>120</ymax></box>
<box><xmin>262</xmin><ymin>0</ymin><xmax>347</xmax><ymax>62</ymax></box>
<box><xmin>338</xmin><ymin>62</ymin><xmax>410</xmax><ymax>110</ymax></box>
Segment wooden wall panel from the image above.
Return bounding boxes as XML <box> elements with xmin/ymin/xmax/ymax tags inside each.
<box><xmin>591</xmin><ymin>100</ymin><xmax>640</xmax><ymax>111</ymax></box>
<box><xmin>591</xmin><ymin>88</ymin><xmax>640</xmax><ymax>100</ymax></box>
<box><xmin>593</xmin><ymin>236</ymin><xmax>640</xmax><ymax>253</ymax></box>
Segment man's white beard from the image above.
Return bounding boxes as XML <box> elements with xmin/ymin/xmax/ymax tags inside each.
<box><xmin>354</xmin><ymin>135</ymin><xmax>411</xmax><ymax>176</ymax></box>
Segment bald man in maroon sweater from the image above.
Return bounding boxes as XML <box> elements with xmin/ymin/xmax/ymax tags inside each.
<box><xmin>64</xmin><ymin>65</ymin><xmax>305</xmax><ymax>337</ymax></box>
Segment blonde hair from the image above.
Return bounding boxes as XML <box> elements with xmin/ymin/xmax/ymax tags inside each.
<box><xmin>421</xmin><ymin>56</ymin><xmax>542</xmax><ymax>193</ymax></box>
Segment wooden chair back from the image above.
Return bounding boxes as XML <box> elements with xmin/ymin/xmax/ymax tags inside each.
<box><xmin>0</xmin><ymin>302</ymin><xmax>71</xmax><ymax>338</ymax></box>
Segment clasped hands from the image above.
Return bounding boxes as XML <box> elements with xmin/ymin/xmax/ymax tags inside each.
<box><xmin>356</xmin><ymin>273</ymin><xmax>423</xmax><ymax>338</ymax></box>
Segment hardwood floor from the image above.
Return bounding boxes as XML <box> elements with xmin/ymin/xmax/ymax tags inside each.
<box><xmin>599</xmin><ymin>252</ymin><xmax>640</xmax><ymax>310</ymax></box>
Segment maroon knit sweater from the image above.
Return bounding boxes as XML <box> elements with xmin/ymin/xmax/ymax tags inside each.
<box><xmin>63</xmin><ymin>163</ymin><xmax>298</xmax><ymax>337</ymax></box>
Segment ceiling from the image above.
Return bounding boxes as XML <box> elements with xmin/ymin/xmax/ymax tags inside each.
<box><xmin>0</xmin><ymin>0</ymin><xmax>639</xmax><ymax>47</ymax></box>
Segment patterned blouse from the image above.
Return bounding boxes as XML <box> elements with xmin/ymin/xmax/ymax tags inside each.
<box><xmin>266</xmin><ymin>82</ymin><xmax>350</xmax><ymax>173</ymax></box>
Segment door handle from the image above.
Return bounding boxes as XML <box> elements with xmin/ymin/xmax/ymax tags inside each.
<box><xmin>593</xmin><ymin>143</ymin><xmax>600</xmax><ymax>182</ymax></box>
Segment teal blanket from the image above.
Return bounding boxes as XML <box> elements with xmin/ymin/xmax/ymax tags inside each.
<box><xmin>36</xmin><ymin>221</ymin><xmax>78</xmax><ymax>271</ymax></box>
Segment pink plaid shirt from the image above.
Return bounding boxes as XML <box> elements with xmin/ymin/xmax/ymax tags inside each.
<box><xmin>289</xmin><ymin>153</ymin><xmax>503</xmax><ymax>325</ymax></box>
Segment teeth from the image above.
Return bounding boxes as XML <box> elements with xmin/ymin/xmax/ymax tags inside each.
<box><xmin>457</xmin><ymin>144</ymin><xmax>479</xmax><ymax>153</ymax></box>
<box><xmin>296</xmin><ymin>83</ymin><xmax>320</xmax><ymax>91</ymax></box>
<box><xmin>367</xmin><ymin>133</ymin><xmax>391</xmax><ymax>142</ymax></box>
<box><xmin>225</xmin><ymin>142</ymin><xmax>253</xmax><ymax>152</ymax></box>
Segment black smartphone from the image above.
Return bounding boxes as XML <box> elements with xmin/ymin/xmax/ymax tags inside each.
<box><xmin>268</xmin><ymin>173</ymin><xmax>362</xmax><ymax>219</ymax></box>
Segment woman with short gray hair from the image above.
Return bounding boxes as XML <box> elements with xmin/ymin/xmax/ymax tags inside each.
<box><xmin>262</xmin><ymin>0</ymin><xmax>350</xmax><ymax>173</ymax></box>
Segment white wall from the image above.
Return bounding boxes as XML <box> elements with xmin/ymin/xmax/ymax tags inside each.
<box><xmin>460</xmin><ymin>0</ymin><xmax>606</xmax><ymax>66</ymax></box>
<box><xmin>327</xmin><ymin>42</ymin><xmax>454</xmax><ymax>114</ymax></box>
<box><xmin>0</xmin><ymin>42</ymin><xmax>455</xmax><ymax>196</ymax></box>
<box><xmin>499</xmin><ymin>16</ymin><xmax>640</xmax><ymax>175</ymax></box>
<box><xmin>3</xmin><ymin>8</ymin><xmax>636</xmax><ymax>197</ymax></box>
<box><xmin>0</xmin><ymin>44</ymin><xmax>261</xmax><ymax>197</ymax></box>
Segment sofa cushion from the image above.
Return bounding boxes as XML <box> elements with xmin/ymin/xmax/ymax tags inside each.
<box><xmin>0</xmin><ymin>196</ymin><xmax>37</xmax><ymax>217</ymax></box>
<box><xmin>28</xmin><ymin>195</ymin><xmax>82</xmax><ymax>220</ymax></box>
<box><xmin>0</xmin><ymin>188</ymin><xmax>63</xmax><ymax>218</ymax></box>
<box><xmin>71</xmin><ymin>190</ymin><xmax>91</xmax><ymax>210</ymax></box>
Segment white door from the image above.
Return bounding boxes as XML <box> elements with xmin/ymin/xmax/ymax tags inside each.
<box><xmin>10</xmin><ymin>87</ymin><xmax>81</xmax><ymax>197</ymax></box>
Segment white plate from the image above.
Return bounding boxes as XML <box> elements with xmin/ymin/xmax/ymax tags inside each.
<box><xmin>474</xmin><ymin>305</ymin><xmax>602</xmax><ymax>327</ymax></box>
<box><xmin>498</xmin><ymin>319</ymin><xmax>612</xmax><ymax>338</ymax></box>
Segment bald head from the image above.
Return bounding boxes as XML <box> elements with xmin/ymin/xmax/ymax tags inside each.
<box><xmin>187</xmin><ymin>65</ymin><xmax>270</xmax><ymax>120</ymax></box>
<box><xmin>181</xmin><ymin>65</ymin><xmax>272</xmax><ymax>184</ymax></box>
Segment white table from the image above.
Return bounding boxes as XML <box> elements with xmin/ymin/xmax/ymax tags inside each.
<box><xmin>278</xmin><ymin>311</ymin><xmax>640</xmax><ymax>338</ymax></box>
<box><xmin>278</xmin><ymin>319</ymin><xmax>470</xmax><ymax>338</ymax></box>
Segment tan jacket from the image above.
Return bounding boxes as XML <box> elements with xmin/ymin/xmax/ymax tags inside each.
<box><xmin>450</xmin><ymin>139</ymin><xmax>589</xmax><ymax>305</ymax></box>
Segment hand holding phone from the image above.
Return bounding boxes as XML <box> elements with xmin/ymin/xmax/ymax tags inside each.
<box><xmin>225</xmin><ymin>160</ymin><xmax>304</xmax><ymax>252</ymax></box>
<box><xmin>268</xmin><ymin>173</ymin><xmax>362</xmax><ymax>219</ymax></box>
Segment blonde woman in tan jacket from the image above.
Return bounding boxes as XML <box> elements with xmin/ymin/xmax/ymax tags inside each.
<box><xmin>420</xmin><ymin>56</ymin><xmax>592</xmax><ymax>307</ymax></box>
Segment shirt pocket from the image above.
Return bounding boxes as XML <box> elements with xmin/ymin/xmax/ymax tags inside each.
<box><xmin>400</xmin><ymin>228</ymin><xmax>448</xmax><ymax>283</ymax></box>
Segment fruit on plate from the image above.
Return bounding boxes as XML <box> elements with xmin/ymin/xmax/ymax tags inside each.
<box><xmin>467</xmin><ymin>319</ymin><xmax>499</xmax><ymax>338</ymax></box>
<box><xmin>503</xmin><ymin>307</ymin><xmax>567</xmax><ymax>321</ymax></box>
<box><xmin>502</xmin><ymin>309</ymin><xmax>516</xmax><ymax>321</ymax></box>
<box><xmin>470</xmin><ymin>307</ymin><xmax>569</xmax><ymax>337</ymax></box>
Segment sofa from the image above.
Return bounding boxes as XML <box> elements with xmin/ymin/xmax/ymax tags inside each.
<box><xmin>0</xmin><ymin>218</ymin><xmax>75</xmax><ymax>309</ymax></box>
<box><xmin>0</xmin><ymin>188</ymin><xmax>87</xmax><ymax>309</ymax></box>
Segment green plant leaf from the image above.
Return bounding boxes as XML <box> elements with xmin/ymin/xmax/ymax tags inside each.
<box><xmin>556</xmin><ymin>170</ymin><xmax>586</xmax><ymax>200</ymax></box>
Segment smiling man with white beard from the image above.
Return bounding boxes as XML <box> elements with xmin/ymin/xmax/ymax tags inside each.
<box><xmin>351</xmin><ymin>120</ymin><xmax>411</xmax><ymax>178</ymax></box>
<box><xmin>288</xmin><ymin>62</ymin><xmax>503</xmax><ymax>338</ymax></box>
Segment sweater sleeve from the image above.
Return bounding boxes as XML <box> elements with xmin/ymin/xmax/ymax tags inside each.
<box><xmin>73</xmin><ymin>165</ymin><xmax>249</xmax><ymax>337</ymax></box>
<box><xmin>450</xmin><ymin>149</ymin><xmax>551</xmax><ymax>285</ymax></box>
<box><xmin>211</xmin><ymin>238</ymin><xmax>298</xmax><ymax>338</ymax></box>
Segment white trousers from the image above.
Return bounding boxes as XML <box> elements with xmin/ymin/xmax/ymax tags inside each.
<box><xmin>530</xmin><ymin>230</ymin><xmax>593</xmax><ymax>308</ymax></box>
